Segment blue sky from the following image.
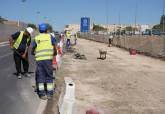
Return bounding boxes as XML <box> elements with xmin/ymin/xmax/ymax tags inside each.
<box><xmin>0</xmin><ymin>0</ymin><xmax>164</xmax><ymax>30</ymax></box>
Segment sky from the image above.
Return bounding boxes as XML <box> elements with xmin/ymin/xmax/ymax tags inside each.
<box><xmin>0</xmin><ymin>0</ymin><xmax>164</xmax><ymax>31</ymax></box>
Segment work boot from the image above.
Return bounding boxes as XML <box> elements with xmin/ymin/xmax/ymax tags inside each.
<box><xmin>24</xmin><ymin>73</ymin><xmax>31</xmax><ymax>77</ymax></box>
<box><xmin>17</xmin><ymin>74</ymin><xmax>22</xmax><ymax>79</ymax></box>
<box><xmin>39</xmin><ymin>95</ymin><xmax>47</xmax><ymax>100</ymax></box>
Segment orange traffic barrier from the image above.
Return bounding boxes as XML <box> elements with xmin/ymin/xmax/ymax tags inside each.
<box><xmin>57</xmin><ymin>46</ymin><xmax>62</xmax><ymax>55</ymax></box>
<box><xmin>52</xmin><ymin>56</ymin><xmax>58</xmax><ymax>70</ymax></box>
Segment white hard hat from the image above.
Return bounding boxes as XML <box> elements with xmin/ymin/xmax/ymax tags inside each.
<box><xmin>50</xmin><ymin>33</ymin><xmax>55</xmax><ymax>37</ymax></box>
<box><xmin>26</xmin><ymin>27</ymin><xmax>34</xmax><ymax>36</ymax></box>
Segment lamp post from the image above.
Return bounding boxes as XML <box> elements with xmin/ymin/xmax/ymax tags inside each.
<box><xmin>113</xmin><ymin>24</ymin><xmax>116</xmax><ymax>36</ymax></box>
<box><xmin>118</xmin><ymin>12</ymin><xmax>121</xmax><ymax>37</ymax></box>
<box><xmin>20</xmin><ymin>0</ymin><xmax>26</xmax><ymax>29</ymax></box>
<box><xmin>163</xmin><ymin>0</ymin><xmax>165</xmax><ymax>32</ymax></box>
<box><xmin>43</xmin><ymin>16</ymin><xmax>48</xmax><ymax>23</ymax></box>
<box><xmin>105</xmin><ymin>0</ymin><xmax>109</xmax><ymax>34</ymax></box>
<box><xmin>134</xmin><ymin>1</ymin><xmax>138</xmax><ymax>35</ymax></box>
<box><xmin>36</xmin><ymin>11</ymin><xmax>40</xmax><ymax>24</ymax></box>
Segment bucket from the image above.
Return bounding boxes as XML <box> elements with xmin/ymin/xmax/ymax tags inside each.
<box><xmin>129</xmin><ymin>49</ymin><xmax>137</xmax><ymax>55</ymax></box>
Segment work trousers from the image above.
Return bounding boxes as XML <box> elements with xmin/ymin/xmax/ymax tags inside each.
<box><xmin>36</xmin><ymin>60</ymin><xmax>54</xmax><ymax>96</ymax></box>
<box><xmin>66</xmin><ymin>39</ymin><xmax>71</xmax><ymax>48</ymax></box>
<box><xmin>13</xmin><ymin>51</ymin><xmax>29</xmax><ymax>75</ymax></box>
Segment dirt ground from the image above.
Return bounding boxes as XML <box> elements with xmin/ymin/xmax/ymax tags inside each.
<box><xmin>56</xmin><ymin>38</ymin><xmax>165</xmax><ymax>114</ymax></box>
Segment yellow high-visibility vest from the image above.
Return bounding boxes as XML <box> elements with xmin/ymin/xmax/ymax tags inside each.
<box><xmin>66</xmin><ymin>31</ymin><xmax>71</xmax><ymax>39</ymax></box>
<box><xmin>34</xmin><ymin>33</ymin><xmax>54</xmax><ymax>61</ymax></box>
<box><xmin>13</xmin><ymin>31</ymin><xmax>30</xmax><ymax>49</ymax></box>
<box><xmin>75</xmin><ymin>33</ymin><xmax>78</xmax><ymax>39</ymax></box>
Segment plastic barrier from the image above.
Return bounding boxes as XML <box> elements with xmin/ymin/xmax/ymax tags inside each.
<box><xmin>52</xmin><ymin>56</ymin><xmax>58</xmax><ymax>70</ymax></box>
<box><xmin>58</xmin><ymin>77</ymin><xmax>75</xmax><ymax>114</ymax></box>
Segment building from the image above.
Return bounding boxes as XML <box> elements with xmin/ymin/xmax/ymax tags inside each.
<box><xmin>64</xmin><ymin>23</ymin><xmax>152</xmax><ymax>34</ymax></box>
<box><xmin>64</xmin><ymin>24</ymin><xmax>80</xmax><ymax>34</ymax></box>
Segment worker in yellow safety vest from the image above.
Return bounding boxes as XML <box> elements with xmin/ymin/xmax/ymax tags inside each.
<box><xmin>31</xmin><ymin>23</ymin><xmax>57</xmax><ymax>100</ymax></box>
<box><xmin>9</xmin><ymin>27</ymin><xmax>34</xmax><ymax>79</ymax></box>
<box><xmin>65</xmin><ymin>30</ymin><xmax>71</xmax><ymax>48</ymax></box>
<box><xmin>74</xmin><ymin>33</ymin><xmax>78</xmax><ymax>45</ymax></box>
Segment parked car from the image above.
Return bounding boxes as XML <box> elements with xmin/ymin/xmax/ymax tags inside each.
<box><xmin>152</xmin><ymin>30</ymin><xmax>161</xmax><ymax>36</ymax></box>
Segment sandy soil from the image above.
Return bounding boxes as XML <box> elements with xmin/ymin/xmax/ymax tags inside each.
<box><xmin>58</xmin><ymin>38</ymin><xmax>165</xmax><ymax>114</ymax></box>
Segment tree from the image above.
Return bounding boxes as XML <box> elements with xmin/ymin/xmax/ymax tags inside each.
<box><xmin>160</xmin><ymin>15</ymin><xmax>165</xmax><ymax>24</ymax></box>
<box><xmin>125</xmin><ymin>26</ymin><xmax>133</xmax><ymax>32</ymax></box>
<box><xmin>125</xmin><ymin>26</ymin><xmax>137</xmax><ymax>32</ymax></box>
<box><xmin>27</xmin><ymin>23</ymin><xmax>37</xmax><ymax>30</ymax></box>
<box><xmin>65</xmin><ymin>25</ymin><xmax>69</xmax><ymax>28</ymax></box>
<box><xmin>92</xmin><ymin>23</ymin><xmax>107</xmax><ymax>31</ymax></box>
<box><xmin>152</xmin><ymin>15</ymin><xmax>165</xmax><ymax>32</ymax></box>
<box><xmin>152</xmin><ymin>24</ymin><xmax>161</xmax><ymax>30</ymax></box>
<box><xmin>0</xmin><ymin>16</ymin><xmax>7</xmax><ymax>24</ymax></box>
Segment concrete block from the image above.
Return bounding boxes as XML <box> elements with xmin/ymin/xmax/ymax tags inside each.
<box><xmin>58</xmin><ymin>77</ymin><xmax>75</xmax><ymax>114</ymax></box>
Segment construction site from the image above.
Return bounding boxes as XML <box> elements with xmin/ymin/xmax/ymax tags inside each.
<box><xmin>0</xmin><ymin>0</ymin><xmax>165</xmax><ymax>113</ymax></box>
<box><xmin>0</xmin><ymin>21</ymin><xmax>165</xmax><ymax>114</ymax></box>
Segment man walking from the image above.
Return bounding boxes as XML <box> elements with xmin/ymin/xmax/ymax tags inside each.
<box><xmin>31</xmin><ymin>23</ymin><xmax>57</xmax><ymax>100</ymax></box>
<box><xmin>9</xmin><ymin>27</ymin><xmax>34</xmax><ymax>79</ymax></box>
<box><xmin>65</xmin><ymin>30</ymin><xmax>71</xmax><ymax>49</ymax></box>
<box><xmin>74</xmin><ymin>33</ymin><xmax>78</xmax><ymax>45</ymax></box>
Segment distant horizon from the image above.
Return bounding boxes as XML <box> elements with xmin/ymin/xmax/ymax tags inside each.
<box><xmin>4</xmin><ymin>18</ymin><xmax>158</xmax><ymax>27</ymax></box>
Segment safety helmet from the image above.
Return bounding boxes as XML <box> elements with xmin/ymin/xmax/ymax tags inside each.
<box><xmin>39</xmin><ymin>23</ymin><xmax>47</xmax><ymax>32</ymax></box>
<box><xmin>26</xmin><ymin>27</ymin><xmax>34</xmax><ymax>36</ymax></box>
<box><xmin>50</xmin><ymin>33</ymin><xmax>55</xmax><ymax>37</ymax></box>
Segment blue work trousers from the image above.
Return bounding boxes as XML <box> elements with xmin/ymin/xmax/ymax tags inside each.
<box><xmin>66</xmin><ymin>39</ymin><xmax>70</xmax><ymax>48</ymax></box>
<box><xmin>36</xmin><ymin>60</ymin><xmax>53</xmax><ymax>96</ymax></box>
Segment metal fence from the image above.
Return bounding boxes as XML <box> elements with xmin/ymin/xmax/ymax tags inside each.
<box><xmin>79</xmin><ymin>33</ymin><xmax>165</xmax><ymax>58</ymax></box>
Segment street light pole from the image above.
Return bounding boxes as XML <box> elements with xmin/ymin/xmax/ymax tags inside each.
<box><xmin>134</xmin><ymin>1</ymin><xmax>138</xmax><ymax>35</ymax></box>
<box><xmin>21</xmin><ymin>0</ymin><xmax>26</xmax><ymax>29</ymax></box>
<box><xmin>36</xmin><ymin>11</ymin><xmax>40</xmax><ymax>24</ymax></box>
<box><xmin>118</xmin><ymin>12</ymin><xmax>121</xmax><ymax>37</ymax></box>
<box><xmin>163</xmin><ymin>0</ymin><xmax>165</xmax><ymax>32</ymax></box>
<box><xmin>105</xmin><ymin>0</ymin><xmax>109</xmax><ymax>34</ymax></box>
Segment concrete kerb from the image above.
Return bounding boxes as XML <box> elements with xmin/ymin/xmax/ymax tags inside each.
<box><xmin>58</xmin><ymin>77</ymin><xmax>75</xmax><ymax>114</ymax></box>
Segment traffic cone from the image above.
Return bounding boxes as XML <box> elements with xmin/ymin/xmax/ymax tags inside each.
<box><xmin>52</xmin><ymin>56</ymin><xmax>58</xmax><ymax>70</ymax></box>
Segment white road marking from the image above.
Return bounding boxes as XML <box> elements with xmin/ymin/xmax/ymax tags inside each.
<box><xmin>36</xmin><ymin>100</ymin><xmax>48</xmax><ymax>114</ymax></box>
<box><xmin>0</xmin><ymin>41</ymin><xmax>9</xmax><ymax>47</ymax></box>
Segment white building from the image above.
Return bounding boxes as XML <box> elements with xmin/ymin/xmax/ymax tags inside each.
<box><xmin>140</xmin><ymin>25</ymin><xmax>151</xmax><ymax>32</ymax></box>
<box><xmin>64</xmin><ymin>23</ymin><xmax>152</xmax><ymax>34</ymax></box>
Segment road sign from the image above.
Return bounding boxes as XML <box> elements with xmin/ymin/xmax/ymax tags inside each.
<box><xmin>80</xmin><ymin>17</ymin><xmax>90</xmax><ymax>32</ymax></box>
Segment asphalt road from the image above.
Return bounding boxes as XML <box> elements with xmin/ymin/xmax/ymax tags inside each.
<box><xmin>0</xmin><ymin>43</ymin><xmax>42</xmax><ymax>114</ymax></box>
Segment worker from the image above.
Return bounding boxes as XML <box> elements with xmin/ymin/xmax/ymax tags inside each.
<box><xmin>9</xmin><ymin>27</ymin><xmax>34</xmax><ymax>79</ymax></box>
<box><xmin>74</xmin><ymin>33</ymin><xmax>78</xmax><ymax>45</ymax></box>
<box><xmin>108</xmin><ymin>34</ymin><xmax>113</xmax><ymax>47</ymax></box>
<box><xmin>31</xmin><ymin>23</ymin><xmax>57</xmax><ymax>100</ymax></box>
<box><xmin>65</xmin><ymin>30</ymin><xmax>71</xmax><ymax>49</ymax></box>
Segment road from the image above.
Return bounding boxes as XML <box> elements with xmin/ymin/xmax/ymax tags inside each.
<box><xmin>60</xmin><ymin>38</ymin><xmax>165</xmax><ymax>114</ymax></box>
<box><xmin>0</xmin><ymin>43</ymin><xmax>42</xmax><ymax>114</ymax></box>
